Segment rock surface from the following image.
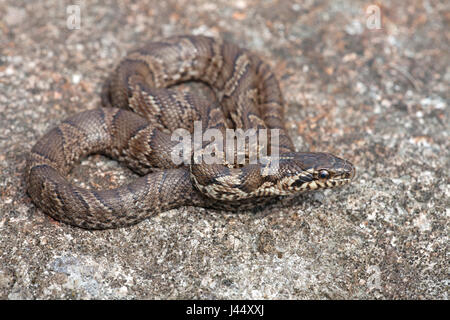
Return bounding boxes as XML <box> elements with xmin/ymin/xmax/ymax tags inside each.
<box><xmin>0</xmin><ymin>0</ymin><xmax>448</xmax><ymax>299</ymax></box>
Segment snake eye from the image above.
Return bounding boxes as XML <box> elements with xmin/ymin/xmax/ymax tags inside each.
<box><xmin>318</xmin><ymin>170</ymin><xmax>329</xmax><ymax>179</ymax></box>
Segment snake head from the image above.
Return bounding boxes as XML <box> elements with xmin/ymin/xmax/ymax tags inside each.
<box><xmin>271</xmin><ymin>152</ymin><xmax>355</xmax><ymax>193</ymax></box>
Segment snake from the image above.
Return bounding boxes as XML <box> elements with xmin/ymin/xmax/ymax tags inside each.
<box><xmin>25</xmin><ymin>35</ymin><xmax>355</xmax><ymax>229</ymax></box>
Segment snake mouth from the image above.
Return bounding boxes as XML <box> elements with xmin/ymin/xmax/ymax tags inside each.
<box><xmin>297</xmin><ymin>177</ymin><xmax>352</xmax><ymax>191</ymax></box>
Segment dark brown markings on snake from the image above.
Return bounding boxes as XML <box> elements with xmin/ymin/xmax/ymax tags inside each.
<box><xmin>206</xmin><ymin>120</ymin><xmax>226</xmax><ymax>131</ymax></box>
<box><xmin>125</xmin><ymin>180</ymin><xmax>144</xmax><ymax>205</ymax></box>
<box><xmin>51</xmin><ymin>126</ymin><xmax>71</xmax><ymax>165</ymax></box>
<box><xmin>183</xmin><ymin>35</ymin><xmax>203</xmax><ymax>53</ymax></box>
<box><xmin>205</xmin><ymin>37</ymin><xmax>223</xmax><ymax>85</ymax></box>
<box><xmin>111</xmin><ymin>108</ymin><xmax>126</xmax><ymax>127</ymax></box>
<box><xmin>166</xmin><ymin>90</ymin><xmax>187</xmax><ymax>127</ymax></box>
<box><xmin>110</xmin><ymin>187</ymin><xmax>127</xmax><ymax>211</ymax></box>
<box><xmin>79</xmin><ymin>219</ymin><xmax>91</xmax><ymax>229</ymax></box>
<box><xmin>262</xmin><ymin>114</ymin><xmax>285</xmax><ymax>126</ymax></box>
<box><xmin>62</xmin><ymin>117</ymin><xmax>84</xmax><ymax>131</ymax></box>
<box><xmin>223</xmin><ymin>52</ymin><xmax>250</xmax><ymax>97</ymax></box>
<box><xmin>69</xmin><ymin>187</ymin><xmax>90</xmax><ymax>212</ymax></box>
<box><xmin>290</xmin><ymin>175</ymin><xmax>313</xmax><ymax>188</ymax></box>
<box><xmin>230</xmin><ymin>181</ymin><xmax>259</xmax><ymax>195</ymax></box>
<box><xmin>101</xmin><ymin>76</ymin><xmax>113</xmax><ymax>107</ymax></box>
<box><xmin>146</xmin><ymin>89</ymin><xmax>167</xmax><ymax>120</ymax></box>
<box><xmin>179</xmin><ymin>38</ymin><xmax>199</xmax><ymax>72</ymax></box>
<box><xmin>117</xmin><ymin>60</ymin><xmax>153</xmax><ymax>97</ymax></box>
<box><xmin>91</xmin><ymin>190</ymin><xmax>116</xmax><ymax>214</ymax></box>
<box><xmin>128</xmin><ymin>88</ymin><xmax>146</xmax><ymax>119</ymax></box>
<box><xmin>112</xmin><ymin>109</ymin><xmax>148</xmax><ymax>153</ymax></box>
<box><xmin>31</xmin><ymin>144</ymin><xmax>53</xmax><ymax>163</ymax></box>
<box><xmin>245</xmin><ymin>111</ymin><xmax>264</xmax><ymax>126</ymax></box>
<box><xmin>260</xmin><ymin>69</ymin><xmax>276</xmax><ymax>83</ymax></box>
<box><xmin>146</xmin><ymin>128</ymin><xmax>163</xmax><ymax>156</ymax></box>
<box><xmin>183</xmin><ymin>37</ymin><xmax>204</xmax><ymax>70</ymax></box>
<box><xmin>157</xmin><ymin>170</ymin><xmax>168</xmax><ymax>196</ymax></box>
<box><xmin>31</xmin><ymin>164</ymin><xmax>55</xmax><ymax>173</ymax></box>
<box><xmin>134</xmin><ymin>41</ymin><xmax>174</xmax><ymax>57</ymax></box>
<box><xmin>98</xmin><ymin>108</ymin><xmax>106</xmax><ymax>128</ymax></box>
<box><xmin>29</xmin><ymin>164</ymin><xmax>54</xmax><ymax>189</ymax></box>
<box><xmin>135</xmin><ymin>85</ymin><xmax>164</xmax><ymax>124</ymax></box>
<box><xmin>184</xmin><ymin>92</ymin><xmax>203</xmax><ymax>124</ymax></box>
<box><xmin>113</xmin><ymin>109</ymin><xmax>147</xmax><ymax>139</ymax></box>
<box><xmin>194</xmin><ymin>165</ymin><xmax>230</xmax><ymax>187</ymax></box>
<box><xmin>51</xmin><ymin>186</ymin><xmax>65</xmax><ymax>212</ymax></box>
<box><xmin>29</xmin><ymin>163</ymin><xmax>49</xmax><ymax>173</ymax></box>
<box><xmin>214</xmin><ymin>40</ymin><xmax>233</xmax><ymax>89</ymax></box>
<box><xmin>252</xmin><ymin>58</ymin><xmax>263</xmax><ymax>75</ymax></box>
<box><xmin>188</xmin><ymin>36</ymin><xmax>211</xmax><ymax>74</ymax></box>
<box><xmin>186</xmin><ymin>37</ymin><xmax>205</xmax><ymax>72</ymax></box>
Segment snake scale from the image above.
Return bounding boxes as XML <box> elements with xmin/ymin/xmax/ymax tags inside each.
<box><xmin>26</xmin><ymin>35</ymin><xmax>355</xmax><ymax>229</ymax></box>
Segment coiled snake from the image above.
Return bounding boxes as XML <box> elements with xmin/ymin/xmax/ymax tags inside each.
<box><xmin>26</xmin><ymin>35</ymin><xmax>355</xmax><ymax>229</ymax></box>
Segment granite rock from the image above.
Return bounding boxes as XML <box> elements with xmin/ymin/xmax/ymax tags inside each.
<box><xmin>0</xmin><ymin>0</ymin><xmax>447</xmax><ymax>299</ymax></box>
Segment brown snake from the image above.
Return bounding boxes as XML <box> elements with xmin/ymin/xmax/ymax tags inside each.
<box><xmin>26</xmin><ymin>35</ymin><xmax>355</xmax><ymax>229</ymax></box>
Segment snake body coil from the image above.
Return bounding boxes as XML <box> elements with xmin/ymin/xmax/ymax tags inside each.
<box><xmin>26</xmin><ymin>35</ymin><xmax>355</xmax><ymax>229</ymax></box>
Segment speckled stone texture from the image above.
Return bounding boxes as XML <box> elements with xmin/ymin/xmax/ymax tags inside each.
<box><xmin>0</xmin><ymin>0</ymin><xmax>448</xmax><ymax>299</ymax></box>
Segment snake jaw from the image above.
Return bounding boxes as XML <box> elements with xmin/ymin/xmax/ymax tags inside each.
<box><xmin>285</xmin><ymin>174</ymin><xmax>353</xmax><ymax>193</ymax></box>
